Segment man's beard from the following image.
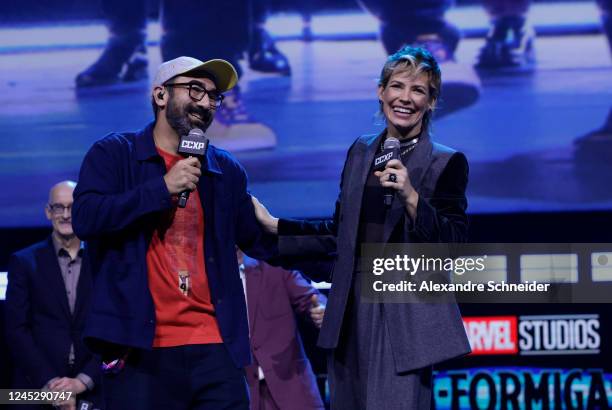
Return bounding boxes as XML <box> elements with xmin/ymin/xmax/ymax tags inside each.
<box><xmin>166</xmin><ymin>97</ymin><xmax>213</xmax><ymax>137</ymax></box>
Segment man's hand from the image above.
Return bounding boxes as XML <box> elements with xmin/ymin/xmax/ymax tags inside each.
<box><xmin>163</xmin><ymin>157</ymin><xmax>202</xmax><ymax>195</ymax></box>
<box><xmin>309</xmin><ymin>294</ymin><xmax>325</xmax><ymax>328</ymax></box>
<box><xmin>251</xmin><ymin>195</ymin><xmax>279</xmax><ymax>234</ymax></box>
<box><xmin>55</xmin><ymin>396</ymin><xmax>76</xmax><ymax>410</ymax></box>
<box><xmin>48</xmin><ymin>377</ymin><xmax>86</xmax><ymax>395</ymax></box>
<box><xmin>48</xmin><ymin>377</ymin><xmax>84</xmax><ymax>410</ymax></box>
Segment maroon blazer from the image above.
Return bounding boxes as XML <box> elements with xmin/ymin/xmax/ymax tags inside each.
<box><xmin>243</xmin><ymin>257</ymin><xmax>325</xmax><ymax>409</ymax></box>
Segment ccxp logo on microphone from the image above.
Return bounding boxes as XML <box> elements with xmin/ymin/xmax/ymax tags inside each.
<box><xmin>374</xmin><ymin>151</ymin><xmax>394</xmax><ymax>168</ymax></box>
<box><xmin>180</xmin><ymin>140</ymin><xmax>206</xmax><ymax>150</ymax></box>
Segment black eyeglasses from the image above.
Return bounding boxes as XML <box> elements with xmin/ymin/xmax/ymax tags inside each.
<box><xmin>48</xmin><ymin>203</ymin><xmax>72</xmax><ymax>215</ymax></box>
<box><xmin>164</xmin><ymin>82</ymin><xmax>224</xmax><ymax>108</ymax></box>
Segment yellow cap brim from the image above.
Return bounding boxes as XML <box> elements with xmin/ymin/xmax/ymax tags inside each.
<box><xmin>183</xmin><ymin>59</ymin><xmax>238</xmax><ymax>93</ymax></box>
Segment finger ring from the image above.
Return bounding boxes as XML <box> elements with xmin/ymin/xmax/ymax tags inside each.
<box><xmin>389</xmin><ymin>174</ymin><xmax>397</xmax><ymax>183</ymax></box>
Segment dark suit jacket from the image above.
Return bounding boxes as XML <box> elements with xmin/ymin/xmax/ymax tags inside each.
<box><xmin>243</xmin><ymin>257</ymin><xmax>325</xmax><ymax>410</ymax></box>
<box><xmin>278</xmin><ymin>131</ymin><xmax>472</xmax><ymax>373</ymax></box>
<box><xmin>4</xmin><ymin>237</ymin><xmax>100</xmax><ymax>391</ymax></box>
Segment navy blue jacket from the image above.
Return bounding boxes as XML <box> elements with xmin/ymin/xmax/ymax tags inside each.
<box><xmin>5</xmin><ymin>237</ymin><xmax>100</xmax><ymax>389</ymax></box>
<box><xmin>72</xmin><ymin>122</ymin><xmax>276</xmax><ymax>368</ymax></box>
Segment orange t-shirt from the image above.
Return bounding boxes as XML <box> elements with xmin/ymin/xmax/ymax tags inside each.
<box><xmin>146</xmin><ymin>148</ymin><xmax>222</xmax><ymax>347</ymax></box>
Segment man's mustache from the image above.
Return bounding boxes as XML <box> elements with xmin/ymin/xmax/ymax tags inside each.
<box><xmin>188</xmin><ymin>106</ymin><xmax>212</xmax><ymax>124</ymax></box>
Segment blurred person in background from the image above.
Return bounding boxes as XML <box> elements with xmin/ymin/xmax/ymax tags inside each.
<box><xmin>5</xmin><ymin>181</ymin><xmax>100</xmax><ymax>410</ymax></box>
<box><xmin>574</xmin><ymin>0</ymin><xmax>612</xmax><ymax>177</ymax></box>
<box><xmin>75</xmin><ymin>0</ymin><xmax>280</xmax><ymax>151</ymax></box>
<box><xmin>237</xmin><ymin>248</ymin><xmax>325</xmax><ymax>410</ymax></box>
<box><xmin>476</xmin><ymin>0</ymin><xmax>534</xmax><ymax>69</ymax></box>
<box><xmin>358</xmin><ymin>0</ymin><xmax>481</xmax><ymax>115</ymax></box>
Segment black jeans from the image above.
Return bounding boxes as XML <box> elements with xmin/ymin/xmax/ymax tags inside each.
<box><xmin>102</xmin><ymin>344</ymin><xmax>249</xmax><ymax>410</ymax></box>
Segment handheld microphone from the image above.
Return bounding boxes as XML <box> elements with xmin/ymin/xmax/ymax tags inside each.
<box><xmin>177</xmin><ymin>128</ymin><xmax>209</xmax><ymax>208</ymax></box>
<box><xmin>374</xmin><ymin>137</ymin><xmax>400</xmax><ymax>207</ymax></box>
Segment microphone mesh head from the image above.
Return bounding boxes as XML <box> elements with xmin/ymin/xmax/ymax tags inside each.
<box><xmin>189</xmin><ymin>128</ymin><xmax>205</xmax><ymax>137</ymax></box>
<box><xmin>384</xmin><ymin>137</ymin><xmax>400</xmax><ymax>149</ymax></box>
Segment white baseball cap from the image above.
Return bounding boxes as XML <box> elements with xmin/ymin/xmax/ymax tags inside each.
<box><xmin>152</xmin><ymin>56</ymin><xmax>238</xmax><ymax>92</ymax></box>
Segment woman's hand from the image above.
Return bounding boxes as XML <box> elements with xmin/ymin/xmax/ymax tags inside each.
<box><xmin>251</xmin><ymin>195</ymin><xmax>279</xmax><ymax>234</ymax></box>
<box><xmin>374</xmin><ymin>159</ymin><xmax>419</xmax><ymax>219</ymax></box>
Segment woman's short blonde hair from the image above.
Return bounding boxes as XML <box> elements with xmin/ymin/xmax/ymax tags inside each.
<box><xmin>378</xmin><ymin>46</ymin><xmax>442</xmax><ymax>131</ymax></box>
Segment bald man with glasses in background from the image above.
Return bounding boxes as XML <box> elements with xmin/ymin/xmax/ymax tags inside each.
<box><xmin>5</xmin><ymin>181</ymin><xmax>100</xmax><ymax>410</ymax></box>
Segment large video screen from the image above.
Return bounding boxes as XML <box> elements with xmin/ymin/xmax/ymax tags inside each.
<box><xmin>1</xmin><ymin>0</ymin><xmax>611</xmax><ymax>227</ymax></box>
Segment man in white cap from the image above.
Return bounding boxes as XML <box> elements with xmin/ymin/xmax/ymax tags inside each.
<box><xmin>72</xmin><ymin>56</ymin><xmax>277</xmax><ymax>410</ymax></box>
